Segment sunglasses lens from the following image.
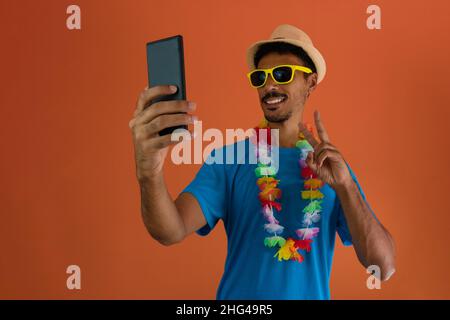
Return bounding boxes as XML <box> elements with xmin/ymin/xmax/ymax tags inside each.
<box><xmin>250</xmin><ymin>71</ymin><xmax>266</xmax><ymax>87</ymax></box>
<box><xmin>273</xmin><ymin>66</ymin><xmax>293</xmax><ymax>83</ymax></box>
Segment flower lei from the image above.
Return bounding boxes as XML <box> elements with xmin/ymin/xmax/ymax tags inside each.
<box><xmin>253</xmin><ymin>119</ymin><xmax>325</xmax><ymax>263</ymax></box>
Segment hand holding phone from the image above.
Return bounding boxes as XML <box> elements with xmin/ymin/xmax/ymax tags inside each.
<box><xmin>146</xmin><ymin>35</ymin><xmax>188</xmax><ymax>136</ymax></box>
<box><xmin>129</xmin><ymin>85</ymin><xmax>197</xmax><ymax>179</ymax></box>
<box><xmin>128</xmin><ymin>35</ymin><xmax>196</xmax><ymax>180</ymax></box>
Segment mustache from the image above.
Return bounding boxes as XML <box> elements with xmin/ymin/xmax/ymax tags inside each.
<box><xmin>261</xmin><ymin>91</ymin><xmax>287</xmax><ymax>102</ymax></box>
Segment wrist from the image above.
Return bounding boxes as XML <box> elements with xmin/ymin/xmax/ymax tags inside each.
<box><xmin>334</xmin><ymin>177</ymin><xmax>356</xmax><ymax>195</ymax></box>
<box><xmin>137</xmin><ymin>170</ymin><xmax>164</xmax><ymax>185</ymax></box>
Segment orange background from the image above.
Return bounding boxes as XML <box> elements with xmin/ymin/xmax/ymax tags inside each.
<box><xmin>1</xmin><ymin>0</ymin><xmax>449</xmax><ymax>299</ymax></box>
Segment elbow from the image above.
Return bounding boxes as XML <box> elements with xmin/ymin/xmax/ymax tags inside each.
<box><xmin>142</xmin><ymin>219</ymin><xmax>186</xmax><ymax>246</ymax></box>
<box><xmin>366</xmin><ymin>251</ymin><xmax>396</xmax><ymax>282</ymax></box>
<box><xmin>380</xmin><ymin>256</ymin><xmax>396</xmax><ymax>281</ymax></box>
<box><xmin>157</xmin><ymin>236</ymin><xmax>183</xmax><ymax>246</ymax></box>
<box><xmin>151</xmin><ymin>231</ymin><xmax>185</xmax><ymax>247</ymax></box>
<box><xmin>366</xmin><ymin>225</ymin><xmax>396</xmax><ymax>281</ymax></box>
<box><xmin>381</xmin><ymin>265</ymin><xmax>396</xmax><ymax>282</ymax></box>
<box><xmin>381</xmin><ymin>231</ymin><xmax>396</xmax><ymax>281</ymax></box>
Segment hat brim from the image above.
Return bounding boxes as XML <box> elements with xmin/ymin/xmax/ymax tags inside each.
<box><xmin>246</xmin><ymin>38</ymin><xmax>326</xmax><ymax>84</ymax></box>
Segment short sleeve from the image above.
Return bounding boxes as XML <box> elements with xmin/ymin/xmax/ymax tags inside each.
<box><xmin>181</xmin><ymin>148</ymin><xmax>227</xmax><ymax>236</ymax></box>
<box><xmin>335</xmin><ymin>162</ymin><xmax>378</xmax><ymax>246</ymax></box>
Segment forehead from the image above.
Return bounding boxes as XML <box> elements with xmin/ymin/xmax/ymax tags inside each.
<box><xmin>257</xmin><ymin>52</ymin><xmax>303</xmax><ymax>69</ymax></box>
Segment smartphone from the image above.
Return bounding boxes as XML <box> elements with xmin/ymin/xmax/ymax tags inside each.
<box><xmin>146</xmin><ymin>35</ymin><xmax>187</xmax><ymax>136</ymax></box>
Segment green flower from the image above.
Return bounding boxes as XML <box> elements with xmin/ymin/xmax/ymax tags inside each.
<box><xmin>264</xmin><ymin>236</ymin><xmax>286</xmax><ymax>248</ymax></box>
<box><xmin>303</xmin><ymin>200</ymin><xmax>322</xmax><ymax>213</ymax></box>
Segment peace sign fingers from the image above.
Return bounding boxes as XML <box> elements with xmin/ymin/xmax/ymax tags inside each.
<box><xmin>314</xmin><ymin>110</ymin><xmax>330</xmax><ymax>143</ymax></box>
<box><xmin>298</xmin><ymin>110</ymin><xmax>331</xmax><ymax>149</ymax></box>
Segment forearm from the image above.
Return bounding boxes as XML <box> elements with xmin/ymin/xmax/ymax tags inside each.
<box><xmin>335</xmin><ymin>180</ymin><xmax>396</xmax><ymax>281</ymax></box>
<box><xmin>139</xmin><ymin>173</ymin><xmax>186</xmax><ymax>245</ymax></box>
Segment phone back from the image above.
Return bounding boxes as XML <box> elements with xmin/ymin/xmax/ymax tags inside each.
<box><xmin>146</xmin><ymin>35</ymin><xmax>187</xmax><ymax>136</ymax></box>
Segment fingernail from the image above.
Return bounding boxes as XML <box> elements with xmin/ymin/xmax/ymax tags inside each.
<box><xmin>188</xmin><ymin>101</ymin><xmax>196</xmax><ymax>110</ymax></box>
<box><xmin>191</xmin><ymin>115</ymin><xmax>198</xmax><ymax>123</ymax></box>
<box><xmin>170</xmin><ymin>85</ymin><xmax>177</xmax><ymax>92</ymax></box>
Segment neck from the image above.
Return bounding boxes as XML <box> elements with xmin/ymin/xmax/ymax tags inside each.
<box><xmin>267</xmin><ymin>113</ymin><xmax>303</xmax><ymax>148</ymax></box>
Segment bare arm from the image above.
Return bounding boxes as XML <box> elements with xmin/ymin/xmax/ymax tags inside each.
<box><xmin>299</xmin><ymin>110</ymin><xmax>396</xmax><ymax>281</ymax></box>
<box><xmin>335</xmin><ymin>179</ymin><xmax>396</xmax><ymax>281</ymax></box>
<box><xmin>138</xmin><ymin>174</ymin><xmax>206</xmax><ymax>245</ymax></box>
<box><xmin>130</xmin><ymin>85</ymin><xmax>206</xmax><ymax>246</ymax></box>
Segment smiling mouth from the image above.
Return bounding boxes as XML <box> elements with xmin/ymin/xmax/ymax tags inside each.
<box><xmin>263</xmin><ymin>96</ymin><xmax>287</xmax><ymax>110</ymax></box>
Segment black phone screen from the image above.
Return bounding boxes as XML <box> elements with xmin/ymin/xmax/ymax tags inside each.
<box><xmin>146</xmin><ymin>35</ymin><xmax>187</xmax><ymax>136</ymax></box>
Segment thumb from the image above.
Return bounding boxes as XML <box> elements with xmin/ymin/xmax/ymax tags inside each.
<box><xmin>306</xmin><ymin>152</ymin><xmax>318</xmax><ymax>173</ymax></box>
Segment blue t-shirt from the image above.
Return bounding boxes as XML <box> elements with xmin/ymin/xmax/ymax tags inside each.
<box><xmin>182</xmin><ymin>138</ymin><xmax>374</xmax><ymax>300</ymax></box>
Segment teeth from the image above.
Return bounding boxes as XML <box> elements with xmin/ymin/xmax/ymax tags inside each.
<box><xmin>265</xmin><ymin>97</ymin><xmax>285</xmax><ymax>104</ymax></box>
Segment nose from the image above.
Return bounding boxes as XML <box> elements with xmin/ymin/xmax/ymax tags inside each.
<box><xmin>263</xmin><ymin>73</ymin><xmax>279</xmax><ymax>90</ymax></box>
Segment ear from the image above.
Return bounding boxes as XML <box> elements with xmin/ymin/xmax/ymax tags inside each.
<box><xmin>306</xmin><ymin>73</ymin><xmax>318</xmax><ymax>97</ymax></box>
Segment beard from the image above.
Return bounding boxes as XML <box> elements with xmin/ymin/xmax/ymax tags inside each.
<box><xmin>264</xmin><ymin>109</ymin><xmax>292</xmax><ymax>123</ymax></box>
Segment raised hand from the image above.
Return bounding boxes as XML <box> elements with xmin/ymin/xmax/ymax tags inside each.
<box><xmin>298</xmin><ymin>110</ymin><xmax>353</xmax><ymax>190</ymax></box>
<box><xmin>129</xmin><ymin>85</ymin><xmax>197</xmax><ymax>181</ymax></box>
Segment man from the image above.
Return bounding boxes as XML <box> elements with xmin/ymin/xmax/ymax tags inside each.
<box><xmin>129</xmin><ymin>24</ymin><xmax>396</xmax><ymax>299</ymax></box>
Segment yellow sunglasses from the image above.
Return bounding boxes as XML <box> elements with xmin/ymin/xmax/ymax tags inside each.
<box><xmin>247</xmin><ymin>64</ymin><xmax>313</xmax><ymax>88</ymax></box>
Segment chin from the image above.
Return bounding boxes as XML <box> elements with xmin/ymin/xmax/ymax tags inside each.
<box><xmin>264</xmin><ymin>112</ymin><xmax>291</xmax><ymax>123</ymax></box>
<box><xmin>261</xmin><ymin>105</ymin><xmax>291</xmax><ymax>123</ymax></box>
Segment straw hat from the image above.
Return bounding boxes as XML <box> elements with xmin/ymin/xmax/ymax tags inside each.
<box><xmin>246</xmin><ymin>24</ymin><xmax>326</xmax><ymax>83</ymax></box>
